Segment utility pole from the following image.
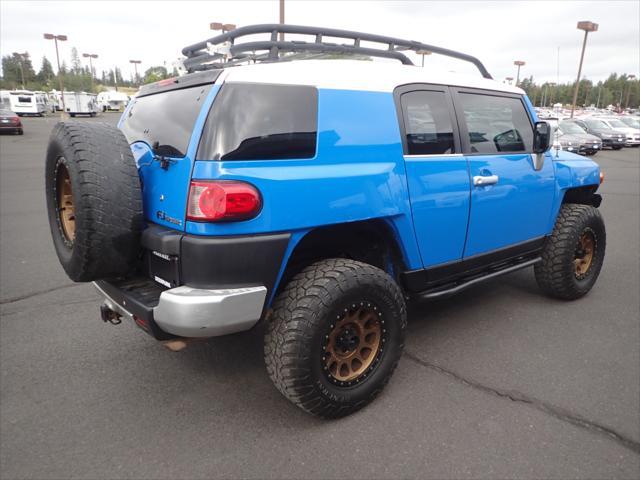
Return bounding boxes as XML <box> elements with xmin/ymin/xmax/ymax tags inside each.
<box><xmin>82</xmin><ymin>53</ymin><xmax>98</xmax><ymax>92</ymax></box>
<box><xmin>44</xmin><ymin>33</ymin><xmax>68</xmax><ymax>119</ymax></box>
<box><xmin>279</xmin><ymin>0</ymin><xmax>285</xmax><ymax>41</ymax></box>
<box><xmin>129</xmin><ymin>59</ymin><xmax>141</xmax><ymax>86</ymax></box>
<box><xmin>570</xmin><ymin>21</ymin><xmax>598</xmax><ymax>118</ymax></box>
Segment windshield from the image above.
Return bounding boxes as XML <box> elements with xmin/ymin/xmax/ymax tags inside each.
<box><xmin>559</xmin><ymin>122</ymin><xmax>586</xmax><ymax>134</ymax></box>
<box><xmin>585</xmin><ymin>119</ymin><xmax>609</xmax><ymax>129</ymax></box>
<box><xmin>621</xmin><ymin>117</ymin><xmax>640</xmax><ymax>128</ymax></box>
<box><xmin>606</xmin><ymin>119</ymin><xmax>627</xmax><ymax>128</ymax></box>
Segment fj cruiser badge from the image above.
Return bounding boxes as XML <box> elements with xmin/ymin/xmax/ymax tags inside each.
<box><xmin>156</xmin><ymin>210</ymin><xmax>182</xmax><ymax>226</ymax></box>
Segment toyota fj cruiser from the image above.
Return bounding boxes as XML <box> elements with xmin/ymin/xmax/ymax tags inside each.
<box><xmin>45</xmin><ymin>25</ymin><xmax>606</xmax><ymax>418</ymax></box>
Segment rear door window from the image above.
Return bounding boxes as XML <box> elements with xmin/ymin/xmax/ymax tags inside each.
<box><xmin>457</xmin><ymin>93</ymin><xmax>533</xmax><ymax>154</ymax></box>
<box><xmin>120</xmin><ymin>85</ymin><xmax>212</xmax><ymax>157</ymax></box>
<box><xmin>400</xmin><ymin>90</ymin><xmax>456</xmax><ymax>155</ymax></box>
<box><xmin>197</xmin><ymin>83</ymin><xmax>318</xmax><ymax>161</ymax></box>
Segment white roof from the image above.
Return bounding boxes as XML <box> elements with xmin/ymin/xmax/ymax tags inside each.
<box><xmin>220</xmin><ymin>59</ymin><xmax>524</xmax><ymax>95</ymax></box>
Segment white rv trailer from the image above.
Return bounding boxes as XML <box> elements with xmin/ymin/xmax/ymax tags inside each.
<box><xmin>9</xmin><ymin>90</ymin><xmax>48</xmax><ymax>116</ymax></box>
<box><xmin>64</xmin><ymin>92</ymin><xmax>99</xmax><ymax>117</ymax></box>
<box><xmin>0</xmin><ymin>90</ymin><xmax>11</xmax><ymax>110</ymax></box>
<box><xmin>96</xmin><ymin>90</ymin><xmax>129</xmax><ymax>112</ymax></box>
<box><xmin>33</xmin><ymin>91</ymin><xmax>56</xmax><ymax>113</ymax></box>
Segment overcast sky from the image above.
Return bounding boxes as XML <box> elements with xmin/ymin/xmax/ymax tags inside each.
<box><xmin>1</xmin><ymin>0</ymin><xmax>638</xmax><ymax>84</ymax></box>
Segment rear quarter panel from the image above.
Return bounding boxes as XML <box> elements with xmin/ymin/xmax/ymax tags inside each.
<box><xmin>190</xmin><ymin>88</ymin><xmax>423</xmax><ymax>270</ymax></box>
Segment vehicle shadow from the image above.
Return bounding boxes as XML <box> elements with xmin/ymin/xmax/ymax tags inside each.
<box><xmin>111</xmin><ymin>268</ymin><xmax>543</xmax><ymax>427</ymax></box>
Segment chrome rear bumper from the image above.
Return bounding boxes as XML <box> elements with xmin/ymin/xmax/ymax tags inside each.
<box><xmin>94</xmin><ymin>281</ymin><xmax>266</xmax><ymax>338</ymax></box>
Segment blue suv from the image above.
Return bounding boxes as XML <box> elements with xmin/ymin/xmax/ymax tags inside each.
<box><xmin>45</xmin><ymin>25</ymin><xmax>606</xmax><ymax>417</ymax></box>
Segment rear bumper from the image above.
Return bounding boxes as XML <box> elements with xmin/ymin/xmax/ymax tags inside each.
<box><xmin>94</xmin><ymin>224</ymin><xmax>290</xmax><ymax>339</ymax></box>
<box><xmin>95</xmin><ymin>280</ymin><xmax>267</xmax><ymax>338</ymax></box>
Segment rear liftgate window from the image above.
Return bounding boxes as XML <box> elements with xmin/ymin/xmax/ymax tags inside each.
<box><xmin>120</xmin><ymin>85</ymin><xmax>212</xmax><ymax>157</ymax></box>
<box><xmin>197</xmin><ymin>84</ymin><xmax>318</xmax><ymax>160</ymax></box>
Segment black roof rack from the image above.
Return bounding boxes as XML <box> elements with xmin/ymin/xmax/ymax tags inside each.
<box><xmin>181</xmin><ymin>24</ymin><xmax>493</xmax><ymax>79</ymax></box>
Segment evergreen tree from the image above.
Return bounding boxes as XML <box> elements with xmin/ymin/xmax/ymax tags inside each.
<box><xmin>37</xmin><ymin>56</ymin><xmax>55</xmax><ymax>83</ymax></box>
<box><xmin>70</xmin><ymin>47</ymin><xmax>82</xmax><ymax>74</ymax></box>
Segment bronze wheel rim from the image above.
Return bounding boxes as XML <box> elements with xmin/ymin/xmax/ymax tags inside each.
<box><xmin>56</xmin><ymin>162</ymin><xmax>75</xmax><ymax>243</ymax></box>
<box><xmin>574</xmin><ymin>229</ymin><xmax>595</xmax><ymax>279</ymax></box>
<box><xmin>324</xmin><ymin>303</ymin><xmax>384</xmax><ymax>385</ymax></box>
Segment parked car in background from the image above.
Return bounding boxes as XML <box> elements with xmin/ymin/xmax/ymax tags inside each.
<box><xmin>618</xmin><ymin>116</ymin><xmax>640</xmax><ymax>131</ymax></box>
<box><xmin>0</xmin><ymin>109</ymin><xmax>23</xmax><ymax>135</ymax></box>
<box><xmin>557</xmin><ymin>121</ymin><xmax>602</xmax><ymax>156</ymax></box>
<box><xmin>568</xmin><ymin>118</ymin><xmax>626</xmax><ymax>150</ymax></box>
<box><xmin>597</xmin><ymin>117</ymin><xmax>640</xmax><ymax>146</ymax></box>
<box><xmin>9</xmin><ymin>90</ymin><xmax>47</xmax><ymax>116</ymax></box>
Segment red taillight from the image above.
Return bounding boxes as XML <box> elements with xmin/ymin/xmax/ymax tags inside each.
<box><xmin>187</xmin><ymin>180</ymin><xmax>262</xmax><ymax>222</ymax></box>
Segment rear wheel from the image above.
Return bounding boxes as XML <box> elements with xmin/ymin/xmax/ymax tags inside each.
<box><xmin>535</xmin><ymin>204</ymin><xmax>605</xmax><ymax>300</ymax></box>
<box><xmin>265</xmin><ymin>258</ymin><xmax>406</xmax><ymax>418</ymax></box>
<box><xmin>612</xmin><ymin>145</ymin><xmax>623</xmax><ymax>150</ymax></box>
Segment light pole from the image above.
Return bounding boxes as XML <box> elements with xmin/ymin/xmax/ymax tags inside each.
<box><xmin>210</xmin><ymin>22</ymin><xmax>236</xmax><ymax>33</ymax></box>
<box><xmin>13</xmin><ymin>52</ymin><xmax>28</xmax><ymax>88</ymax></box>
<box><xmin>44</xmin><ymin>33</ymin><xmax>67</xmax><ymax>119</ymax></box>
<box><xmin>514</xmin><ymin>60</ymin><xmax>525</xmax><ymax>86</ymax></box>
<box><xmin>82</xmin><ymin>53</ymin><xmax>98</xmax><ymax>92</ymax></box>
<box><xmin>570</xmin><ymin>21</ymin><xmax>598</xmax><ymax>118</ymax></box>
<box><xmin>416</xmin><ymin>49</ymin><xmax>432</xmax><ymax>67</ymax></box>
<box><xmin>279</xmin><ymin>0</ymin><xmax>285</xmax><ymax>41</ymax></box>
<box><xmin>625</xmin><ymin>74</ymin><xmax>636</xmax><ymax>109</ymax></box>
<box><xmin>129</xmin><ymin>59</ymin><xmax>141</xmax><ymax>86</ymax></box>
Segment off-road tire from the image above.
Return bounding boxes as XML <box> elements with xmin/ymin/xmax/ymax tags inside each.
<box><xmin>265</xmin><ymin>258</ymin><xmax>406</xmax><ymax>418</ymax></box>
<box><xmin>535</xmin><ymin>203</ymin><xmax>605</xmax><ymax>300</ymax></box>
<box><xmin>45</xmin><ymin>122</ymin><xmax>143</xmax><ymax>282</ymax></box>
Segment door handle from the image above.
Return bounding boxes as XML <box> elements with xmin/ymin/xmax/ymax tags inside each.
<box><xmin>473</xmin><ymin>175</ymin><xmax>499</xmax><ymax>186</ymax></box>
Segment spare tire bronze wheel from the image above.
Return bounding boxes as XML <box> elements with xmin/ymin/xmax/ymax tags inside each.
<box><xmin>45</xmin><ymin>122</ymin><xmax>143</xmax><ymax>282</ymax></box>
<box><xmin>55</xmin><ymin>161</ymin><xmax>75</xmax><ymax>244</ymax></box>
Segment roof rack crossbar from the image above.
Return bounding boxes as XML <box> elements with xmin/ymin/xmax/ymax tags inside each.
<box><xmin>181</xmin><ymin>24</ymin><xmax>493</xmax><ymax>79</ymax></box>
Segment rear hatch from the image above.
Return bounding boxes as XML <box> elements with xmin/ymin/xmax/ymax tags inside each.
<box><xmin>119</xmin><ymin>70</ymin><xmax>221</xmax><ymax>231</ymax></box>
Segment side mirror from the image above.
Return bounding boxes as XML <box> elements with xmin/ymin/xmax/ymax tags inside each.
<box><xmin>533</xmin><ymin>121</ymin><xmax>551</xmax><ymax>154</ymax></box>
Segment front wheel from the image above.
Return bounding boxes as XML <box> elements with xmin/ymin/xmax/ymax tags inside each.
<box><xmin>535</xmin><ymin>203</ymin><xmax>606</xmax><ymax>300</ymax></box>
<box><xmin>265</xmin><ymin>258</ymin><xmax>406</xmax><ymax>418</ymax></box>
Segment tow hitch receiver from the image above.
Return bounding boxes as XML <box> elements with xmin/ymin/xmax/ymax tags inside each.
<box><xmin>100</xmin><ymin>304</ymin><xmax>122</xmax><ymax>325</ymax></box>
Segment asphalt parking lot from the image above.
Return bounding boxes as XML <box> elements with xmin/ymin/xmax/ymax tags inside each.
<box><xmin>1</xmin><ymin>114</ymin><xmax>639</xmax><ymax>479</ymax></box>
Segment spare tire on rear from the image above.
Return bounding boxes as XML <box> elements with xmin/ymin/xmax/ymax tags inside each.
<box><xmin>45</xmin><ymin>122</ymin><xmax>143</xmax><ymax>282</ymax></box>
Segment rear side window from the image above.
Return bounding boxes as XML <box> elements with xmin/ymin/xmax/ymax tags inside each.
<box><xmin>120</xmin><ymin>85</ymin><xmax>211</xmax><ymax>158</ymax></box>
<box><xmin>197</xmin><ymin>84</ymin><xmax>317</xmax><ymax>161</ymax></box>
<box><xmin>458</xmin><ymin>93</ymin><xmax>533</xmax><ymax>154</ymax></box>
<box><xmin>400</xmin><ymin>90</ymin><xmax>455</xmax><ymax>155</ymax></box>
